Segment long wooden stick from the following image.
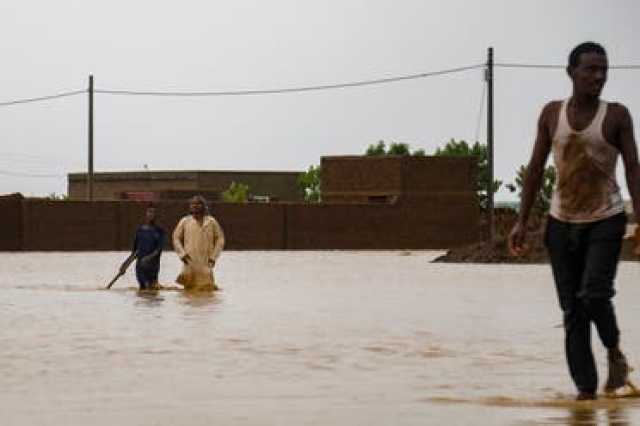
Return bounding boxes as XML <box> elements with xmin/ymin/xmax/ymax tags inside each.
<box><xmin>106</xmin><ymin>252</ymin><xmax>137</xmax><ymax>289</ymax></box>
<box><xmin>105</xmin><ymin>271</ymin><xmax>124</xmax><ymax>289</ymax></box>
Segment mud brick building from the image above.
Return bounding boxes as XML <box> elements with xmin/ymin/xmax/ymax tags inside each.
<box><xmin>67</xmin><ymin>170</ymin><xmax>304</xmax><ymax>202</ymax></box>
<box><xmin>321</xmin><ymin>155</ymin><xmax>476</xmax><ymax>205</ymax></box>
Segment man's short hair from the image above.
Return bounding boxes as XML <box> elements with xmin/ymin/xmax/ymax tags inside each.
<box><xmin>568</xmin><ymin>42</ymin><xmax>607</xmax><ymax>69</ymax></box>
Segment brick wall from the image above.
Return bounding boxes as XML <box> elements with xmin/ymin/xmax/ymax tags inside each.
<box><xmin>402</xmin><ymin>156</ymin><xmax>475</xmax><ymax>192</ymax></box>
<box><xmin>321</xmin><ymin>156</ymin><xmax>404</xmax><ymax>202</ymax></box>
<box><xmin>2</xmin><ymin>197</ymin><xmax>480</xmax><ymax>251</ymax></box>
<box><xmin>22</xmin><ymin>200</ymin><xmax>122</xmax><ymax>250</ymax></box>
<box><xmin>285</xmin><ymin>197</ymin><xmax>478</xmax><ymax>249</ymax></box>
<box><xmin>0</xmin><ymin>193</ymin><xmax>23</xmax><ymax>250</ymax></box>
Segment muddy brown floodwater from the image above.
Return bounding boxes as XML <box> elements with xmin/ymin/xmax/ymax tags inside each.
<box><xmin>2</xmin><ymin>251</ymin><xmax>640</xmax><ymax>425</ymax></box>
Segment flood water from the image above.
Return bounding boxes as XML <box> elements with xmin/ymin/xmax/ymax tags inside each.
<box><xmin>2</xmin><ymin>251</ymin><xmax>640</xmax><ymax>425</ymax></box>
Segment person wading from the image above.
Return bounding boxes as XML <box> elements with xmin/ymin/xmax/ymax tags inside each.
<box><xmin>509</xmin><ymin>42</ymin><xmax>640</xmax><ymax>400</ymax></box>
<box><xmin>120</xmin><ymin>204</ymin><xmax>166</xmax><ymax>290</ymax></box>
<box><xmin>172</xmin><ymin>195</ymin><xmax>225</xmax><ymax>291</ymax></box>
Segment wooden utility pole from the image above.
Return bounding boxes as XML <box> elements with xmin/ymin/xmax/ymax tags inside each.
<box><xmin>88</xmin><ymin>75</ymin><xmax>94</xmax><ymax>201</ymax></box>
<box><xmin>486</xmin><ymin>47</ymin><xmax>495</xmax><ymax>241</ymax></box>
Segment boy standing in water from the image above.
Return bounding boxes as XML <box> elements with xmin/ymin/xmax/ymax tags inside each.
<box><xmin>509</xmin><ymin>42</ymin><xmax>640</xmax><ymax>400</ymax></box>
<box><xmin>121</xmin><ymin>205</ymin><xmax>166</xmax><ymax>290</ymax></box>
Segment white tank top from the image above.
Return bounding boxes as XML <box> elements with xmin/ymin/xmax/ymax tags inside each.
<box><xmin>549</xmin><ymin>99</ymin><xmax>624</xmax><ymax>223</ymax></box>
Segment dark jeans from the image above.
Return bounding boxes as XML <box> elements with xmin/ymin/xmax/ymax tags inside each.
<box><xmin>544</xmin><ymin>212</ymin><xmax>627</xmax><ymax>394</ymax></box>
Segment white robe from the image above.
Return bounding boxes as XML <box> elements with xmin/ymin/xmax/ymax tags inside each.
<box><xmin>172</xmin><ymin>215</ymin><xmax>225</xmax><ymax>290</ymax></box>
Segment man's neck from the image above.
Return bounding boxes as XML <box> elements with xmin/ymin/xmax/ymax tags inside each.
<box><xmin>192</xmin><ymin>213</ymin><xmax>204</xmax><ymax>223</ymax></box>
<box><xmin>570</xmin><ymin>93</ymin><xmax>600</xmax><ymax>110</ymax></box>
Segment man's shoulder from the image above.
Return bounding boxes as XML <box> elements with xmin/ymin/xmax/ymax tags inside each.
<box><xmin>606</xmin><ymin>101</ymin><xmax>631</xmax><ymax>118</ymax></box>
<box><xmin>176</xmin><ymin>215</ymin><xmax>192</xmax><ymax>225</ymax></box>
<box><xmin>602</xmin><ymin>101</ymin><xmax>633</xmax><ymax>133</ymax></box>
<box><xmin>538</xmin><ymin>100</ymin><xmax>563</xmax><ymax>130</ymax></box>
<box><xmin>204</xmin><ymin>215</ymin><xmax>219</xmax><ymax>224</ymax></box>
<box><xmin>542</xmin><ymin>100</ymin><xmax>563</xmax><ymax>115</ymax></box>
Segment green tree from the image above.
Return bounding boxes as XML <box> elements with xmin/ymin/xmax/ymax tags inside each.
<box><xmin>365</xmin><ymin>140</ymin><xmax>387</xmax><ymax>156</ymax></box>
<box><xmin>433</xmin><ymin>139</ymin><xmax>502</xmax><ymax>210</ymax></box>
<box><xmin>222</xmin><ymin>182</ymin><xmax>250</xmax><ymax>203</ymax></box>
<box><xmin>506</xmin><ymin>164</ymin><xmax>556</xmax><ymax>217</ymax></box>
<box><xmin>386</xmin><ymin>142</ymin><xmax>411</xmax><ymax>156</ymax></box>
<box><xmin>365</xmin><ymin>140</ymin><xmax>425</xmax><ymax>156</ymax></box>
<box><xmin>298</xmin><ymin>165</ymin><xmax>321</xmax><ymax>202</ymax></box>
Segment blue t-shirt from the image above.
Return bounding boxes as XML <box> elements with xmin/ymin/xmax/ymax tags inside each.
<box><xmin>133</xmin><ymin>225</ymin><xmax>165</xmax><ymax>269</ymax></box>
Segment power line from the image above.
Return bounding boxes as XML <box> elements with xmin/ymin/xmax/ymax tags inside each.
<box><xmin>496</xmin><ymin>63</ymin><xmax>640</xmax><ymax>70</ymax></box>
<box><xmin>496</xmin><ymin>63</ymin><xmax>564</xmax><ymax>69</ymax></box>
<box><xmin>0</xmin><ymin>169</ymin><xmax>65</xmax><ymax>178</ymax></box>
<box><xmin>0</xmin><ymin>152</ymin><xmax>66</xmax><ymax>162</ymax></box>
<box><xmin>609</xmin><ymin>65</ymin><xmax>640</xmax><ymax>70</ymax></box>
<box><xmin>94</xmin><ymin>64</ymin><xmax>485</xmax><ymax>97</ymax></box>
<box><xmin>0</xmin><ymin>61</ymin><xmax>638</xmax><ymax>105</ymax></box>
<box><xmin>0</xmin><ymin>89</ymin><xmax>85</xmax><ymax>107</ymax></box>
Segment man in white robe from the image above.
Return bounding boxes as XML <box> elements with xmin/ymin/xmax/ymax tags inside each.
<box><xmin>172</xmin><ymin>196</ymin><xmax>225</xmax><ymax>290</ymax></box>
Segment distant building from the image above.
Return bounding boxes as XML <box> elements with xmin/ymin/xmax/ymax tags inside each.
<box><xmin>321</xmin><ymin>155</ymin><xmax>476</xmax><ymax>205</ymax></box>
<box><xmin>68</xmin><ymin>170</ymin><xmax>304</xmax><ymax>202</ymax></box>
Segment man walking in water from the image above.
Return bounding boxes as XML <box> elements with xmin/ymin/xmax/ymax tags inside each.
<box><xmin>509</xmin><ymin>42</ymin><xmax>640</xmax><ymax>400</ymax></box>
<box><xmin>120</xmin><ymin>204</ymin><xmax>166</xmax><ymax>290</ymax></box>
<box><xmin>173</xmin><ymin>195</ymin><xmax>225</xmax><ymax>291</ymax></box>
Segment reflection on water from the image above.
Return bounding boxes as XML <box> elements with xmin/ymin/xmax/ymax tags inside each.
<box><xmin>178</xmin><ymin>289</ymin><xmax>220</xmax><ymax>308</ymax></box>
<box><xmin>429</xmin><ymin>395</ymin><xmax>636</xmax><ymax>424</ymax></box>
<box><xmin>134</xmin><ymin>289</ymin><xmax>165</xmax><ymax>306</ymax></box>
<box><xmin>1</xmin><ymin>251</ymin><xmax>640</xmax><ymax>426</ymax></box>
<box><xmin>545</xmin><ymin>406</ymin><xmax>631</xmax><ymax>426</ymax></box>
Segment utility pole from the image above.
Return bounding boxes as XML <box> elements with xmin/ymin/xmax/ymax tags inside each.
<box><xmin>486</xmin><ymin>47</ymin><xmax>495</xmax><ymax>241</ymax></box>
<box><xmin>88</xmin><ymin>75</ymin><xmax>94</xmax><ymax>201</ymax></box>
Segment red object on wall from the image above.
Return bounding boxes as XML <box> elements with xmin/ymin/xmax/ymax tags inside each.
<box><xmin>121</xmin><ymin>192</ymin><xmax>158</xmax><ymax>202</ymax></box>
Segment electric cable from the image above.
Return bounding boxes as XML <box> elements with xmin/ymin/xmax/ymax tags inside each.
<box><xmin>94</xmin><ymin>64</ymin><xmax>485</xmax><ymax>96</ymax></box>
<box><xmin>0</xmin><ymin>90</ymin><xmax>85</xmax><ymax>107</ymax></box>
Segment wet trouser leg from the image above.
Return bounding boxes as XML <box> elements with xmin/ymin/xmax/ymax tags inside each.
<box><xmin>136</xmin><ymin>265</ymin><xmax>159</xmax><ymax>290</ymax></box>
<box><xmin>545</xmin><ymin>213</ymin><xmax>626</xmax><ymax>394</ymax></box>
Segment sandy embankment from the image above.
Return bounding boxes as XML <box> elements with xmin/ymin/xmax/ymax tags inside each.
<box><xmin>434</xmin><ymin>217</ymin><xmax>638</xmax><ymax>264</ymax></box>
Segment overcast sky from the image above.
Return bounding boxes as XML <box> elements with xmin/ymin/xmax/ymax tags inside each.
<box><xmin>1</xmin><ymin>0</ymin><xmax>639</xmax><ymax>200</ymax></box>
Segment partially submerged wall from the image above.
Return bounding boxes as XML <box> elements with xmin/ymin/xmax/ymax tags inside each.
<box><xmin>2</xmin><ymin>197</ymin><xmax>479</xmax><ymax>251</ymax></box>
<box><xmin>0</xmin><ymin>193</ymin><xmax>23</xmax><ymax>250</ymax></box>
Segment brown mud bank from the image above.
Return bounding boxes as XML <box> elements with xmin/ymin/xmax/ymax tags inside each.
<box><xmin>434</xmin><ymin>224</ymin><xmax>638</xmax><ymax>264</ymax></box>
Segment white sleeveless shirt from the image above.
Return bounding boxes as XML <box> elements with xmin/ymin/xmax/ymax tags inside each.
<box><xmin>549</xmin><ymin>99</ymin><xmax>624</xmax><ymax>223</ymax></box>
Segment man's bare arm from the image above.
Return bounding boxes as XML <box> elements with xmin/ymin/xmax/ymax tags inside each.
<box><xmin>617</xmin><ymin>105</ymin><xmax>640</xmax><ymax>223</ymax></box>
<box><xmin>517</xmin><ymin>103</ymin><xmax>554</xmax><ymax>225</ymax></box>
<box><xmin>509</xmin><ymin>102</ymin><xmax>554</xmax><ymax>254</ymax></box>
